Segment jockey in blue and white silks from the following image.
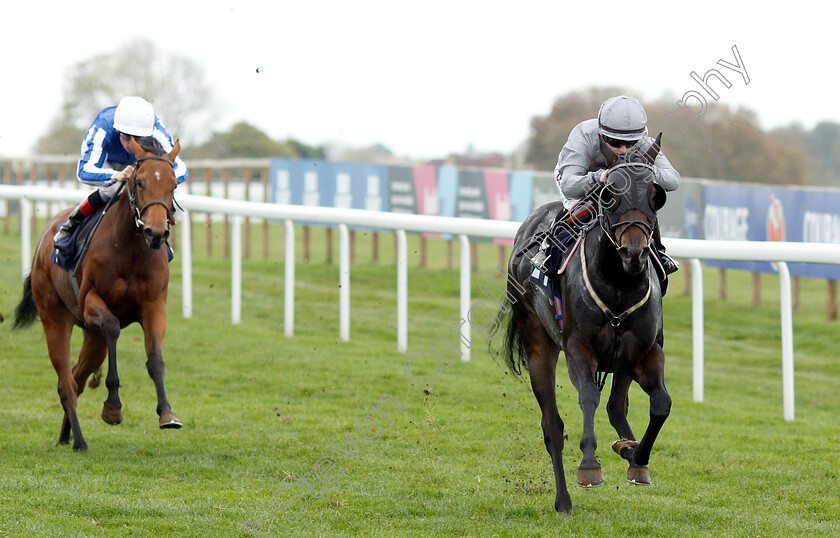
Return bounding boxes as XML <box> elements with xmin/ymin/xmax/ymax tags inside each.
<box><xmin>54</xmin><ymin>96</ymin><xmax>188</xmax><ymax>249</ymax></box>
<box><xmin>77</xmin><ymin>104</ymin><xmax>188</xmax><ymax>185</ymax></box>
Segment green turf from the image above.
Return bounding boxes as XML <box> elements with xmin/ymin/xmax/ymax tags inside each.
<box><xmin>1</xmin><ymin>220</ymin><xmax>839</xmax><ymax>537</ymax></box>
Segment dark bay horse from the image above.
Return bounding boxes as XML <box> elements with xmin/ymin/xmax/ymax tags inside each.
<box><xmin>14</xmin><ymin>137</ymin><xmax>182</xmax><ymax>451</ymax></box>
<box><xmin>501</xmin><ymin>135</ymin><xmax>671</xmax><ymax>513</ymax></box>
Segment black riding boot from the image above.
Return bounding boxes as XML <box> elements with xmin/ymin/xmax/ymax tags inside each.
<box><xmin>652</xmin><ymin>224</ymin><xmax>679</xmax><ymax>275</ymax></box>
<box><xmin>53</xmin><ymin>205</ymin><xmax>87</xmax><ymax>247</ymax></box>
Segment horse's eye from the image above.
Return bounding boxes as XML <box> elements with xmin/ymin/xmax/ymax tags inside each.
<box><xmin>135</xmin><ymin>179</ymin><xmax>143</xmax><ymax>189</ymax></box>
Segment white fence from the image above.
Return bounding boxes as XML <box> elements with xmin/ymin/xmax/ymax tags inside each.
<box><xmin>5</xmin><ymin>184</ymin><xmax>840</xmax><ymax>422</ymax></box>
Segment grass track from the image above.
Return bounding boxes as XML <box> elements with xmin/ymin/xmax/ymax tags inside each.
<box><xmin>1</xmin><ymin>221</ymin><xmax>839</xmax><ymax>536</ymax></box>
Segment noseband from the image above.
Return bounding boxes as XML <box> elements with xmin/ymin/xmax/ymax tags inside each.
<box><xmin>127</xmin><ymin>155</ymin><xmax>175</xmax><ymax>229</ymax></box>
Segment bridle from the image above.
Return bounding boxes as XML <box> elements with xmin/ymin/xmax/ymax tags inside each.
<box><xmin>127</xmin><ymin>155</ymin><xmax>176</xmax><ymax>229</ymax></box>
<box><xmin>582</xmin><ymin>162</ymin><xmax>659</xmax><ymax>327</ymax></box>
<box><xmin>597</xmin><ymin>161</ymin><xmax>658</xmax><ymax>251</ymax></box>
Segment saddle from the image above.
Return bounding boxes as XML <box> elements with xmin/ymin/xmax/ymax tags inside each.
<box><xmin>52</xmin><ymin>210</ymin><xmax>107</xmax><ymax>274</ymax></box>
<box><xmin>52</xmin><ymin>207</ymin><xmax>174</xmax><ymax>276</ymax></box>
<box><xmin>527</xmin><ymin>204</ymin><xmax>597</xmax><ymax>328</ymax></box>
<box><xmin>527</xmin><ymin>202</ymin><xmax>670</xmax><ymax>330</ymax></box>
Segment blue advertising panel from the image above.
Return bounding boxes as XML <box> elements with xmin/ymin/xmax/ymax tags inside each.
<box><xmin>269</xmin><ymin>159</ymin><xmax>390</xmax><ymax>229</ymax></box>
<box><xmin>702</xmin><ymin>183</ymin><xmax>840</xmax><ymax>279</ymax></box>
<box><xmin>437</xmin><ymin>166</ymin><xmax>458</xmax><ymax>219</ymax></box>
<box><xmin>703</xmin><ymin>183</ymin><xmax>778</xmax><ymax>273</ymax></box>
<box><xmin>329</xmin><ymin>162</ymin><xmax>390</xmax><ymax>212</ymax></box>
<box><xmin>509</xmin><ymin>171</ymin><xmax>534</xmax><ymax>223</ymax></box>
<box><xmin>789</xmin><ymin>189</ymin><xmax>840</xmax><ymax>279</ymax></box>
<box><xmin>269</xmin><ymin>158</ymin><xmax>334</xmax><ymax>207</ymax></box>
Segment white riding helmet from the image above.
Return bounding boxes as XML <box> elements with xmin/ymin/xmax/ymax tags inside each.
<box><xmin>113</xmin><ymin>96</ymin><xmax>155</xmax><ymax>137</ymax></box>
<box><xmin>598</xmin><ymin>95</ymin><xmax>648</xmax><ymax>141</ymax></box>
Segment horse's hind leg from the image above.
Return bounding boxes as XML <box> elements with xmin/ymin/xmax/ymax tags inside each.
<box><xmin>606</xmin><ymin>372</ymin><xmax>635</xmax><ymax>442</ymax></box>
<box><xmin>524</xmin><ymin>320</ymin><xmax>571</xmax><ymax>513</ymax></box>
<box><xmin>82</xmin><ymin>293</ymin><xmax>123</xmax><ymax>425</ymax></box>
<box><xmin>564</xmin><ymin>338</ymin><xmax>604</xmax><ymax>487</ymax></box>
<box><xmin>142</xmin><ymin>303</ymin><xmax>181</xmax><ymax>429</ymax></box>
<box><xmin>58</xmin><ymin>330</ymin><xmax>108</xmax><ymax>444</ymax></box>
<box><xmin>43</xmin><ymin>318</ymin><xmax>87</xmax><ymax>451</ymax></box>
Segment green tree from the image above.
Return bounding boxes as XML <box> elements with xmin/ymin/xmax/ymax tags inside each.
<box><xmin>34</xmin><ymin>38</ymin><xmax>213</xmax><ymax>155</ymax></box>
<box><xmin>184</xmin><ymin>122</ymin><xmax>326</xmax><ymax>159</ymax></box>
<box><xmin>525</xmin><ymin>86</ymin><xmax>628</xmax><ymax>172</ymax></box>
<box><xmin>525</xmin><ymin>88</ymin><xmax>808</xmax><ymax>186</ymax></box>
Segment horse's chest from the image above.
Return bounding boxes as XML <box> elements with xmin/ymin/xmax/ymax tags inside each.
<box><xmin>595</xmin><ymin>325</ymin><xmax>655</xmax><ymax>372</ymax></box>
<box><xmin>98</xmin><ymin>276</ymin><xmax>161</xmax><ymax>321</ymax></box>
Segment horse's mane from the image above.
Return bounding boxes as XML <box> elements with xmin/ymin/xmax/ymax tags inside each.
<box><xmin>135</xmin><ymin>136</ymin><xmax>165</xmax><ymax>157</ymax></box>
<box><xmin>620</xmin><ymin>139</ymin><xmax>655</xmax><ymax>165</ymax></box>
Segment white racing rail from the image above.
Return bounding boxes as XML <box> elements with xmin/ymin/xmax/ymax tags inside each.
<box><xmin>5</xmin><ymin>185</ymin><xmax>840</xmax><ymax>421</ymax></box>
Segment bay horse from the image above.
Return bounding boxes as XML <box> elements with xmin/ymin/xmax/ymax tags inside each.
<box><xmin>501</xmin><ymin>135</ymin><xmax>671</xmax><ymax>513</ymax></box>
<box><xmin>13</xmin><ymin>137</ymin><xmax>182</xmax><ymax>451</ymax></box>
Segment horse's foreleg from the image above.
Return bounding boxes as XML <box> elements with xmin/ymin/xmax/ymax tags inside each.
<box><xmin>618</xmin><ymin>345</ymin><xmax>671</xmax><ymax>485</ymax></box>
<box><xmin>606</xmin><ymin>372</ymin><xmax>635</xmax><ymax>441</ymax></box>
<box><xmin>82</xmin><ymin>293</ymin><xmax>122</xmax><ymax>425</ymax></box>
<box><xmin>565</xmin><ymin>339</ymin><xmax>603</xmax><ymax>487</ymax></box>
<box><xmin>142</xmin><ymin>304</ymin><xmax>181</xmax><ymax>429</ymax></box>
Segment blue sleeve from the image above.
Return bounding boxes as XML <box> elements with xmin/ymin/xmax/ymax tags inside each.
<box><xmin>152</xmin><ymin>118</ymin><xmax>189</xmax><ymax>184</ymax></box>
<box><xmin>77</xmin><ymin>125</ymin><xmax>120</xmax><ymax>185</ymax></box>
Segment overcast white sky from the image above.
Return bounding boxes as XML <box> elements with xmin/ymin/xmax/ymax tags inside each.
<box><xmin>1</xmin><ymin>1</ymin><xmax>835</xmax><ymax>160</ymax></box>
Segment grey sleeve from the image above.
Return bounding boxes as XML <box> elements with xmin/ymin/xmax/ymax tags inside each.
<box><xmin>554</xmin><ymin>126</ymin><xmax>603</xmax><ymax>199</ymax></box>
<box><xmin>653</xmin><ymin>151</ymin><xmax>680</xmax><ymax>192</ymax></box>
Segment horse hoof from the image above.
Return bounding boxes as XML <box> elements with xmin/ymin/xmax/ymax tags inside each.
<box><xmin>627</xmin><ymin>465</ymin><xmax>651</xmax><ymax>485</ymax></box>
<box><xmin>88</xmin><ymin>368</ymin><xmax>102</xmax><ymax>389</ymax></box>
<box><xmin>555</xmin><ymin>500</ymin><xmax>573</xmax><ymax>514</ymax></box>
<box><xmin>576</xmin><ymin>467</ymin><xmax>604</xmax><ymax>488</ymax></box>
<box><xmin>611</xmin><ymin>439</ymin><xmax>638</xmax><ymax>458</ymax></box>
<box><xmin>73</xmin><ymin>441</ymin><xmax>88</xmax><ymax>452</ymax></box>
<box><xmin>159</xmin><ymin>412</ymin><xmax>182</xmax><ymax>429</ymax></box>
<box><xmin>101</xmin><ymin>405</ymin><xmax>123</xmax><ymax>425</ymax></box>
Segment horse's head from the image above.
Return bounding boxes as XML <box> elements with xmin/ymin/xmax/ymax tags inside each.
<box><xmin>597</xmin><ymin>132</ymin><xmax>667</xmax><ymax>275</ymax></box>
<box><xmin>127</xmin><ymin>137</ymin><xmax>180</xmax><ymax>250</ymax></box>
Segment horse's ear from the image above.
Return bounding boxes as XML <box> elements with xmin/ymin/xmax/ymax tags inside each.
<box><xmin>129</xmin><ymin>137</ymin><xmax>146</xmax><ymax>157</ymax></box>
<box><xmin>649</xmin><ymin>183</ymin><xmax>667</xmax><ymax>211</ymax></box>
<box><xmin>166</xmin><ymin>139</ymin><xmax>181</xmax><ymax>162</ymax></box>
<box><xmin>645</xmin><ymin>132</ymin><xmax>663</xmax><ymax>164</ymax></box>
<box><xmin>599</xmin><ymin>136</ymin><xmax>620</xmax><ymax>168</ymax></box>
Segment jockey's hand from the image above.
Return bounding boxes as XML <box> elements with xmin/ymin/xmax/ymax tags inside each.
<box><xmin>598</xmin><ymin>169</ymin><xmax>609</xmax><ymax>183</ymax></box>
<box><xmin>112</xmin><ymin>165</ymin><xmax>135</xmax><ymax>182</ymax></box>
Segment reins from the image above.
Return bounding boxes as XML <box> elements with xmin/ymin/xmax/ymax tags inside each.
<box><xmin>127</xmin><ymin>156</ymin><xmax>176</xmax><ymax>229</ymax></box>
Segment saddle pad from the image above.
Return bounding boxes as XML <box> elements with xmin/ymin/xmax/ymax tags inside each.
<box><xmin>52</xmin><ymin>211</ymin><xmax>105</xmax><ymax>273</ymax></box>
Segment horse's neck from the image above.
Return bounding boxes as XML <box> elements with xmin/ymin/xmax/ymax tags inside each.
<box><xmin>106</xmin><ymin>192</ymin><xmax>143</xmax><ymax>244</ymax></box>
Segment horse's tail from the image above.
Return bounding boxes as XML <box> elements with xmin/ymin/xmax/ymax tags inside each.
<box><xmin>498</xmin><ymin>274</ymin><xmax>529</xmax><ymax>377</ymax></box>
<box><xmin>13</xmin><ymin>275</ymin><xmax>39</xmax><ymax>330</ymax></box>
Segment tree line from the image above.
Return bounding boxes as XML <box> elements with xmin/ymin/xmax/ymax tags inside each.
<box><xmin>33</xmin><ymin>41</ymin><xmax>840</xmax><ymax>186</ymax></box>
<box><xmin>33</xmin><ymin>39</ymin><xmax>325</xmax><ymax>161</ymax></box>
<box><xmin>525</xmin><ymin>87</ymin><xmax>840</xmax><ymax>187</ymax></box>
